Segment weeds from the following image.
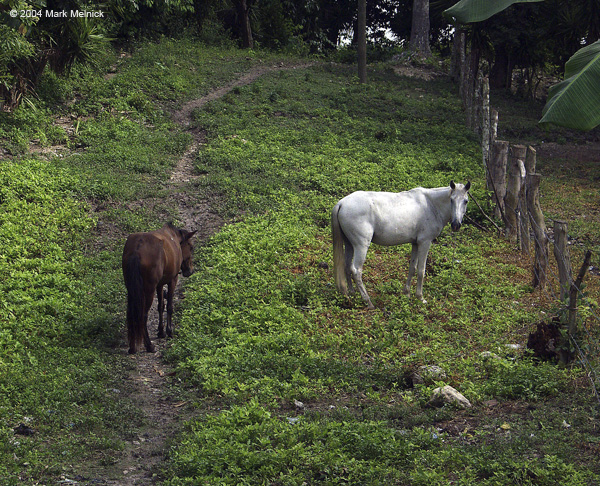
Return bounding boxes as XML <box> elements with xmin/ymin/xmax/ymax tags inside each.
<box><xmin>165</xmin><ymin>63</ymin><xmax>599</xmax><ymax>483</ymax></box>
<box><xmin>0</xmin><ymin>38</ymin><xmax>598</xmax><ymax>484</ymax></box>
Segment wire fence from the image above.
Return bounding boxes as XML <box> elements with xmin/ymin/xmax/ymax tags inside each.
<box><xmin>488</xmin><ymin>149</ymin><xmax>600</xmax><ymax>405</ymax></box>
<box><xmin>527</xmin><ymin>213</ymin><xmax>600</xmax><ymax>404</ymax></box>
<box><xmin>468</xmin><ymin>74</ymin><xmax>600</xmax><ymax>404</ymax></box>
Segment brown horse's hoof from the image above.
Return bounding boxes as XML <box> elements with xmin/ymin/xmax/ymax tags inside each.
<box><xmin>128</xmin><ymin>348</ymin><xmax>137</xmax><ymax>355</ymax></box>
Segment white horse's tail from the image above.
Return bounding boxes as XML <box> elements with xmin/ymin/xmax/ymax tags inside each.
<box><xmin>331</xmin><ymin>203</ymin><xmax>348</xmax><ymax>295</ymax></box>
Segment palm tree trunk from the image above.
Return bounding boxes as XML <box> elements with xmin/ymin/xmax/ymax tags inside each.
<box><xmin>357</xmin><ymin>0</ymin><xmax>367</xmax><ymax>83</ymax></box>
<box><xmin>410</xmin><ymin>0</ymin><xmax>431</xmax><ymax>57</ymax></box>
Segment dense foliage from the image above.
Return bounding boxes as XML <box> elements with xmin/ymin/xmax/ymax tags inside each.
<box><xmin>3</xmin><ymin>0</ymin><xmax>600</xmax><ymax>111</ymax></box>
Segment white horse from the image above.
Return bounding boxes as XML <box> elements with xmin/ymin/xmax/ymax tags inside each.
<box><xmin>332</xmin><ymin>181</ymin><xmax>470</xmax><ymax>308</ymax></box>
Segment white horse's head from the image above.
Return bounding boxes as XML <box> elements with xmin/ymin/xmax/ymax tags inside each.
<box><xmin>449</xmin><ymin>180</ymin><xmax>470</xmax><ymax>231</ymax></box>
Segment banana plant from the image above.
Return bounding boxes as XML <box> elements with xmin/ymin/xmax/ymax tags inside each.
<box><xmin>445</xmin><ymin>0</ymin><xmax>600</xmax><ymax>131</ymax></box>
<box><xmin>539</xmin><ymin>40</ymin><xmax>600</xmax><ymax>131</ymax></box>
<box><xmin>444</xmin><ymin>0</ymin><xmax>543</xmax><ymax>23</ymax></box>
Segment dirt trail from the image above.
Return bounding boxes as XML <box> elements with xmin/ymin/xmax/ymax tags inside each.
<box><xmin>95</xmin><ymin>62</ymin><xmax>314</xmax><ymax>485</ymax></box>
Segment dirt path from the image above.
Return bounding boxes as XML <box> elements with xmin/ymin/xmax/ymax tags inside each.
<box><xmin>96</xmin><ymin>62</ymin><xmax>314</xmax><ymax>485</ymax></box>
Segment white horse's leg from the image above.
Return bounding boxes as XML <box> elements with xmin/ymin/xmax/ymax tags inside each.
<box><xmin>350</xmin><ymin>243</ymin><xmax>375</xmax><ymax>309</ymax></box>
<box><xmin>415</xmin><ymin>240</ymin><xmax>432</xmax><ymax>302</ymax></box>
<box><xmin>405</xmin><ymin>243</ymin><xmax>418</xmax><ymax>295</ymax></box>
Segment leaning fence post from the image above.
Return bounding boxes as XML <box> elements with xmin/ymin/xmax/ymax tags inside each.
<box><xmin>527</xmin><ymin>173</ymin><xmax>548</xmax><ymax>289</ymax></box>
<box><xmin>505</xmin><ymin>145</ymin><xmax>526</xmax><ymax>241</ymax></box>
<box><xmin>567</xmin><ymin>250</ymin><xmax>593</xmax><ymax>362</ymax></box>
<box><xmin>525</xmin><ymin>145</ymin><xmax>536</xmax><ymax>174</ymax></box>
<box><xmin>488</xmin><ymin>140</ymin><xmax>509</xmax><ymax>222</ymax></box>
<box><xmin>553</xmin><ymin>220</ymin><xmax>571</xmax><ymax>302</ymax></box>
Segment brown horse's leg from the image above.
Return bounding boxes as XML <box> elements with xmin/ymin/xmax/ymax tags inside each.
<box><xmin>128</xmin><ymin>330</ymin><xmax>137</xmax><ymax>355</ymax></box>
<box><xmin>142</xmin><ymin>318</ymin><xmax>155</xmax><ymax>352</ymax></box>
<box><xmin>157</xmin><ymin>285</ymin><xmax>166</xmax><ymax>338</ymax></box>
<box><xmin>166</xmin><ymin>277</ymin><xmax>178</xmax><ymax>338</ymax></box>
<box><xmin>142</xmin><ymin>288</ymin><xmax>156</xmax><ymax>353</ymax></box>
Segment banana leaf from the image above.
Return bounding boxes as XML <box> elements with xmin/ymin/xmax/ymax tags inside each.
<box><xmin>539</xmin><ymin>40</ymin><xmax>600</xmax><ymax>131</ymax></box>
<box><xmin>444</xmin><ymin>0</ymin><xmax>543</xmax><ymax>23</ymax></box>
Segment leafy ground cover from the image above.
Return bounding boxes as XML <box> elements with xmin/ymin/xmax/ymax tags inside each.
<box><xmin>163</xmin><ymin>64</ymin><xmax>600</xmax><ymax>483</ymax></box>
<box><xmin>0</xmin><ymin>39</ymin><xmax>292</xmax><ymax>484</ymax></box>
<box><xmin>0</xmin><ymin>38</ymin><xmax>598</xmax><ymax>485</ymax></box>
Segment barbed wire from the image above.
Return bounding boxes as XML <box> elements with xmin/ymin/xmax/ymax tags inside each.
<box><xmin>474</xmin><ymin>76</ymin><xmax>598</xmax><ymax>403</ymax></box>
<box><xmin>512</xmin><ymin>199</ymin><xmax>600</xmax><ymax>404</ymax></box>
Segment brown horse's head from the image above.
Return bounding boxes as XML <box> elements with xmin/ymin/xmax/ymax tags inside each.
<box><xmin>178</xmin><ymin>229</ymin><xmax>197</xmax><ymax>277</ymax></box>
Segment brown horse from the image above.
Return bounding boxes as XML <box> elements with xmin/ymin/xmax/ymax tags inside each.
<box><xmin>122</xmin><ymin>223</ymin><xmax>197</xmax><ymax>354</ymax></box>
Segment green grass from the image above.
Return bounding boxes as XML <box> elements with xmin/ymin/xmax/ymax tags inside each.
<box><xmin>163</xmin><ymin>64</ymin><xmax>600</xmax><ymax>483</ymax></box>
<box><xmin>0</xmin><ymin>157</ymin><xmax>140</xmax><ymax>481</ymax></box>
<box><xmin>0</xmin><ymin>38</ymin><xmax>598</xmax><ymax>485</ymax></box>
<box><xmin>0</xmin><ymin>38</ymin><xmax>294</xmax><ymax>484</ymax></box>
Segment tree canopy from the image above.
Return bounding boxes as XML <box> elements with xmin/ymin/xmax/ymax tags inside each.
<box><xmin>2</xmin><ymin>0</ymin><xmax>600</xmax><ymax>129</ymax></box>
<box><xmin>444</xmin><ymin>0</ymin><xmax>600</xmax><ymax>130</ymax></box>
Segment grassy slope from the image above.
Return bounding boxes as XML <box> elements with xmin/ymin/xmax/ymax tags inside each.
<box><xmin>163</xmin><ymin>66</ymin><xmax>600</xmax><ymax>484</ymax></box>
<box><xmin>0</xmin><ymin>39</ymin><xmax>598</xmax><ymax>484</ymax></box>
<box><xmin>0</xmin><ymin>40</ymin><xmax>290</xmax><ymax>484</ymax></box>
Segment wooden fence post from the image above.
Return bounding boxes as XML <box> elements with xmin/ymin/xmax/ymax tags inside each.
<box><xmin>525</xmin><ymin>146</ymin><xmax>536</xmax><ymax>174</ymax></box>
<box><xmin>566</xmin><ymin>250</ymin><xmax>593</xmax><ymax>363</ymax></box>
<box><xmin>519</xmin><ymin>179</ymin><xmax>530</xmax><ymax>254</ymax></box>
<box><xmin>518</xmin><ymin>145</ymin><xmax>536</xmax><ymax>255</ymax></box>
<box><xmin>488</xmin><ymin>140</ymin><xmax>509</xmax><ymax>222</ymax></box>
<box><xmin>481</xmin><ymin>76</ymin><xmax>491</xmax><ymax>172</ymax></box>
<box><xmin>553</xmin><ymin>220</ymin><xmax>571</xmax><ymax>301</ymax></box>
<box><xmin>527</xmin><ymin>173</ymin><xmax>548</xmax><ymax>288</ymax></box>
<box><xmin>491</xmin><ymin>109</ymin><xmax>498</xmax><ymax>143</ymax></box>
<box><xmin>505</xmin><ymin>145</ymin><xmax>527</xmax><ymax>240</ymax></box>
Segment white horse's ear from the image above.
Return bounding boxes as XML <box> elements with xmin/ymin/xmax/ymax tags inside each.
<box><xmin>465</xmin><ymin>181</ymin><xmax>471</xmax><ymax>191</ymax></box>
<box><xmin>450</xmin><ymin>180</ymin><xmax>456</xmax><ymax>190</ymax></box>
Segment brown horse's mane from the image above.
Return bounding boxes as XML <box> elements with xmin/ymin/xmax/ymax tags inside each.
<box><xmin>165</xmin><ymin>222</ymin><xmax>183</xmax><ymax>238</ymax></box>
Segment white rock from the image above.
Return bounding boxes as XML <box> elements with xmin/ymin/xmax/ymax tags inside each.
<box><xmin>428</xmin><ymin>385</ymin><xmax>472</xmax><ymax>409</ymax></box>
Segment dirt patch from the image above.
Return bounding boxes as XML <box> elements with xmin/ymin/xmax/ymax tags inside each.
<box><xmin>172</xmin><ymin>62</ymin><xmax>316</xmax><ymax>127</ymax></box>
<box><xmin>392</xmin><ymin>64</ymin><xmax>443</xmax><ymax>81</ymax></box>
<box><xmin>536</xmin><ymin>141</ymin><xmax>600</xmax><ymax>167</ymax></box>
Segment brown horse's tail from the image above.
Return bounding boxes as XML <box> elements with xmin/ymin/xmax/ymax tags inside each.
<box><xmin>331</xmin><ymin>202</ymin><xmax>348</xmax><ymax>295</ymax></box>
<box><xmin>124</xmin><ymin>254</ymin><xmax>144</xmax><ymax>352</ymax></box>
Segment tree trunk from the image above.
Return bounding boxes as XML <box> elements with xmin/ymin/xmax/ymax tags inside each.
<box><xmin>450</xmin><ymin>27</ymin><xmax>465</xmax><ymax>83</ymax></box>
<box><xmin>410</xmin><ymin>0</ymin><xmax>431</xmax><ymax>57</ymax></box>
<box><xmin>527</xmin><ymin>173</ymin><xmax>548</xmax><ymax>289</ymax></box>
<box><xmin>465</xmin><ymin>48</ymin><xmax>480</xmax><ymax>130</ymax></box>
<box><xmin>193</xmin><ymin>0</ymin><xmax>210</xmax><ymax>32</ymax></box>
<box><xmin>357</xmin><ymin>0</ymin><xmax>367</xmax><ymax>83</ymax></box>
<box><xmin>490</xmin><ymin>45</ymin><xmax>512</xmax><ymax>90</ymax></box>
<box><xmin>505</xmin><ymin>145</ymin><xmax>527</xmax><ymax>241</ymax></box>
<box><xmin>481</xmin><ymin>76</ymin><xmax>490</xmax><ymax>171</ymax></box>
<box><xmin>235</xmin><ymin>0</ymin><xmax>253</xmax><ymax>48</ymax></box>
